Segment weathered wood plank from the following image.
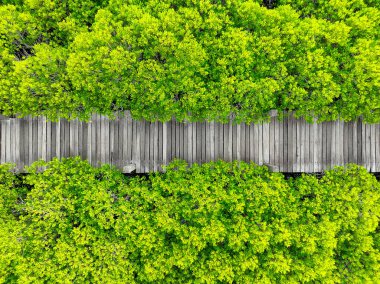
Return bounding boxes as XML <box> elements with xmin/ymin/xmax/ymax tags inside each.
<box><xmin>2</xmin><ymin>120</ymin><xmax>6</xmax><ymax>163</ymax></box>
<box><xmin>374</xmin><ymin>124</ymin><xmax>380</xmax><ymax>172</ymax></box>
<box><xmin>126</xmin><ymin>112</ymin><xmax>133</xmax><ymax>164</ymax></box>
<box><xmin>3</xmin><ymin>119</ymin><xmax>7</xmax><ymax>164</ymax></box>
<box><xmin>310</xmin><ymin>118</ymin><xmax>316</xmax><ymax>172</ymax></box>
<box><xmin>269</xmin><ymin>116</ymin><xmax>275</xmax><ymax>168</ymax></box>
<box><xmin>51</xmin><ymin>121</ymin><xmax>56</xmax><ymax>162</ymax></box>
<box><xmin>332</xmin><ymin>120</ymin><xmax>337</xmax><ymax>168</ymax></box>
<box><xmin>344</xmin><ymin>121</ymin><xmax>349</xmax><ymax>164</ymax></box>
<box><xmin>184</xmin><ymin>122</ymin><xmax>188</xmax><ymax>162</ymax></box>
<box><xmin>70</xmin><ymin>118</ymin><xmax>78</xmax><ymax>157</ymax></box>
<box><xmin>105</xmin><ymin>116</ymin><xmax>110</xmax><ymax>164</ymax></box>
<box><xmin>19</xmin><ymin>118</ymin><xmax>26</xmax><ymax>168</ymax></box>
<box><xmin>33</xmin><ymin>117</ymin><xmax>39</xmax><ymax>162</ymax></box>
<box><xmin>321</xmin><ymin>121</ymin><xmax>326</xmax><ymax>170</ymax></box>
<box><xmin>296</xmin><ymin>117</ymin><xmax>302</xmax><ymax>172</ymax></box>
<box><xmin>309</xmin><ymin>119</ymin><xmax>315</xmax><ymax>172</ymax></box>
<box><xmin>249</xmin><ymin>123</ymin><xmax>254</xmax><ymax>162</ymax></box>
<box><xmin>288</xmin><ymin>114</ymin><xmax>295</xmax><ymax>172</ymax></box>
<box><xmin>198</xmin><ymin>121</ymin><xmax>202</xmax><ymax>163</ymax></box>
<box><xmin>202</xmin><ymin>121</ymin><xmax>206</xmax><ymax>163</ymax></box>
<box><xmin>352</xmin><ymin>121</ymin><xmax>358</xmax><ymax>164</ymax></box>
<box><xmin>79</xmin><ymin>117</ymin><xmax>84</xmax><ymax>161</ymax></box>
<box><xmin>78</xmin><ymin>120</ymin><xmax>83</xmax><ymax>161</ymax></box>
<box><xmin>91</xmin><ymin>114</ymin><xmax>97</xmax><ymax>166</ymax></box>
<box><xmin>334</xmin><ymin>119</ymin><xmax>339</xmax><ymax>168</ymax></box>
<box><xmin>192</xmin><ymin>121</ymin><xmax>197</xmax><ymax>165</ymax></box>
<box><xmin>281</xmin><ymin>116</ymin><xmax>285</xmax><ymax>171</ymax></box>
<box><xmin>9</xmin><ymin>119</ymin><xmax>15</xmax><ymax>165</ymax></box>
<box><xmin>153</xmin><ymin>121</ymin><xmax>158</xmax><ymax>171</ymax></box>
<box><xmin>117</xmin><ymin>116</ymin><xmax>123</xmax><ymax>168</ymax></box>
<box><xmin>46</xmin><ymin>120</ymin><xmax>52</xmax><ymax>162</ymax></box>
<box><xmin>175</xmin><ymin>120</ymin><xmax>179</xmax><ymax>160</ymax></box>
<box><xmin>158</xmin><ymin>122</ymin><xmax>163</xmax><ymax>171</ymax></box>
<box><xmin>222</xmin><ymin>122</ymin><xmax>227</xmax><ymax>161</ymax></box>
<box><xmin>121</xmin><ymin>111</ymin><xmax>131</xmax><ymax>165</ymax></box>
<box><xmin>263</xmin><ymin>120</ymin><xmax>270</xmax><ymax>166</ymax></box>
<box><xmin>162</xmin><ymin>122</ymin><xmax>168</xmax><ymax>168</ymax></box>
<box><xmin>228</xmin><ymin>119</ymin><xmax>233</xmax><ymax>162</ymax></box>
<box><xmin>149</xmin><ymin>121</ymin><xmax>154</xmax><ymax>171</ymax></box>
<box><xmin>147</xmin><ymin>120</ymin><xmax>152</xmax><ymax>172</ymax></box>
<box><xmin>205</xmin><ymin>122</ymin><xmax>210</xmax><ymax>162</ymax></box>
<box><xmin>97</xmin><ymin>114</ymin><xmax>102</xmax><ymax>165</ymax></box>
<box><xmin>0</xmin><ymin>121</ymin><xmax>4</xmax><ymax>164</ymax></box>
<box><xmin>326</xmin><ymin>121</ymin><xmax>332</xmax><ymax>170</ymax></box>
<box><xmin>357</xmin><ymin>118</ymin><xmax>363</xmax><ymax>166</ymax></box>
<box><xmin>60</xmin><ymin>118</ymin><xmax>65</xmax><ymax>159</ymax></box>
<box><xmin>1</xmin><ymin>120</ymin><xmax>6</xmax><ymax>163</ymax></box>
<box><xmin>55</xmin><ymin>118</ymin><xmax>60</xmax><ymax>161</ymax></box>
<box><xmin>110</xmin><ymin>119</ymin><xmax>115</xmax><ymax>165</ymax></box>
<box><xmin>241</xmin><ymin>123</ymin><xmax>246</xmax><ymax>163</ymax></box>
<box><xmin>36</xmin><ymin>117</ymin><xmax>42</xmax><ymax>160</ymax></box>
<box><xmin>100</xmin><ymin>115</ymin><xmax>106</xmax><ymax>164</ymax></box>
<box><xmin>120</xmin><ymin>114</ymin><xmax>126</xmax><ymax>166</ymax></box>
<box><xmin>317</xmin><ymin>119</ymin><xmax>323</xmax><ymax>172</ymax></box>
<box><xmin>312</xmin><ymin>118</ymin><xmax>320</xmax><ymax>172</ymax></box>
<box><xmin>13</xmin><ymin>119</ymin><xmax>19</xmax><ymax>165</ymax></box>
<box><xmin>168</xmin><ymin>119</ymin><xmax>173</xmax><ymax>162</ymax></box>
<box><xmin>376</xmin><ymin>123</ymin><xmax>380</xmax><ymax>172</ymax></box>
<box><xmin>16</xmin><ymin>118</ymin><xmax>21</xmax><ymax>167</ymax></box>
<box><xmin>304</xmin><ymin>119</ymin><xmax>310</xmax><ymax>172</ymax></box>
<box><xmin>115</xmin><ymin>117</ymin><xmax>120</xmax><ymax>167</ymax></box>
<box><xmin>210</xmin><ymin>121</ymin><xmax>215</xmax><ymax>161</ymax></box>
<box><xmin>188</xmin><ymin>122</ymin><xmax>193</xmax><ymax>164</ymax></box>
<box><xmin>275</xmin><ymin>116</ymin><xmax>282</xmax><ymax>171</ymax></box>
<box><xmin>168</xmin><ymin>120</ymin><xmax>174</xmax><ymax>164</ymax></box>
<box><xmin>132</xmin><ymin>120</ymin><xmax>140</xmax><ymax>172</ymax></box>
<box><xmin>300</xmin><ymin>118</ymin><xmax>306</xmax><ymax>172</ymax></box>
<box><xmin>218</xmin><ymin>123</ymin><xmax>223</xmax><ymax>161</ymax></box>
<box><xmin>351</xmin><ymin>121</ymin><xmax>356</xmax><ymax>164</ymax></box>
<box><xmin>338</xmin><ymin>119</ymin><xmax>344</xmax><ymax>166</ymax></box>
<box><xmin>196</xmin><ymin>122</ymin><xmax>201</xmax><ymax>163</ymax></box>
<box><xmin>87</xmin><ymin>118</ymin><xmax>92</xmax><ymax>165</ymax></box>
<box><xmin>257</xmin><ymin>122</ymin><xmax>263</xmax><ymax>166</ymax></box>
<box><xmin>236</xmin><ymin>123</ymin><xmax>240</xmax><ymax>161</ymax></box>
<box><xmin>6</xmin><ymin>119</ymin><xmax>11</xmax><ymax>163</ymax></box>
<box><xmin>365</xmin><ymin>123</ymin><xmax>371</xmax><ymax>171</ymax></box>
<box><xmin>221</xmin><ymin>122</ymin><xmax>225</xmax><ymax>161</ymax></box>
<box><xmin>370</xmin><ymin>123</ymin><xmax>376</xmax><ymax>172</ymax></box>
<box><xmin>141</xmin><ymin>120</ymin><xmax>147</xmax><ymax>172</ymax></box>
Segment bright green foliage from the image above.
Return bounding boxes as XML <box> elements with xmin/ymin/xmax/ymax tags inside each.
<box><xmin>0</xmin><ymin>0</ymin><xmax>379</xmax><ymax>122</ymax></box>
<box><xmin>23</xmin><ymin>0</ymin><xmax>109</xmax><ymax>44</ymax></box>
<box><xmin>276</xmin><ymin>0</ymin><xmax>380</xmax><ymax>20</ymax></box>
<box><xmin>1</xmin><ymin>158</ymin><xmax>380</xmax><ymax>283</ymax></box>
<box><xmin>0</xmin><ymin>164</ymin><xmax>23</xmax><ymax>283</ymax></box>
<box><xmin>272</xmin><ymin>0</ymin><xmax>380</xmax><ymax>121</ymax></box>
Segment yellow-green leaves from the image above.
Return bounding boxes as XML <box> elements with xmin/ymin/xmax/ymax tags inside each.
<box><xmin>1</xmin><ymin>159</ymin><xmax>379</xmax><ymax>282</ymax></box>
<box><xmin>1</xmin><ymin>0</ymin><xmax>379</xmax><ymax>122</ymax></box>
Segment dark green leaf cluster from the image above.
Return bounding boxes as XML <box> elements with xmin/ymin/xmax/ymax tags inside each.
<box><xmin>1</xmin><ymin>158</ymin><xmax>379</xmax><ymax>283</ymax></box>
<box><xmin>0</xmin><ymin>0</ymin><xmax>379</xmax><ymax>122</ymax></box>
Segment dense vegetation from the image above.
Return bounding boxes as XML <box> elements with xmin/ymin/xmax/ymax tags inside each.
<box><xmin>1</xmin><ymin>158</ymin><xmax>379</xmax><ymax>283</ymax></box>
<box><xmin>0</xmin><ymin>0</ymin><xmax>379</xmax><ymax>122</ymax></box>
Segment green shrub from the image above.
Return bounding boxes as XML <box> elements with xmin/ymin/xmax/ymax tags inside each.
<box><xmin>0</xmin><ymin>1</ymin><xmax>379</xmax><ymax>122</ymax></box>
<box><xmin>1</xmin><ymin>158</ymin><xmax>379</xmax><ymax>283</ymax></box>
<box><xmin>0</xmin><ymin>164</ymin><xmax>23</xmax><ymax>283</ymax></box>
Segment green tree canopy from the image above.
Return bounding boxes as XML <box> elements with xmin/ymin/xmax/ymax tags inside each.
<box><xmin>0</xmin><ymin>158</ymin><xmax>379</xmax><ymax>282</ymax></box>
<box><xmin>0</xmin><ymin>0</ymin><xmax>379</xmax><ymax>122</ymax></box>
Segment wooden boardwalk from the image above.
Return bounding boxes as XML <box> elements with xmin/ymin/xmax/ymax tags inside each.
<box><xmin>0</xmin><ymin>112</ymin><xmax>379</xmax><ymax>173</ymax></box>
